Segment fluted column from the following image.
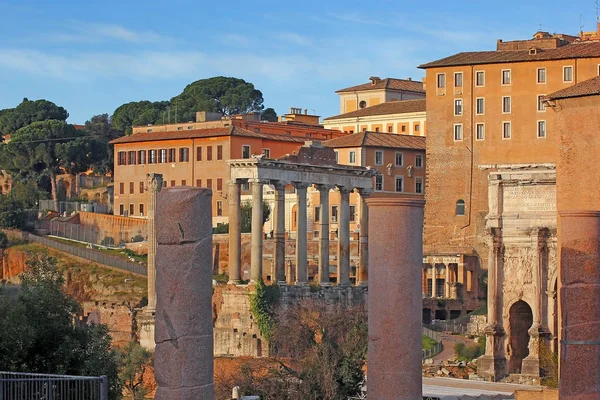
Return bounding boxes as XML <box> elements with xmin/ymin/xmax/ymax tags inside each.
<box><xmin>294</xmin><ymin>182</ymin><xmax>309</xmax><ymax>285</ymax></box>
<box><xmin>273</xmin><ymin>181</ymin><xmax>287</xmax><ymax>284</ymax></box>
<box><xmin>146</xmin><ymin>173</ymin><xmax>163</xmax><ymax>313</ymax></box>
<box><xmin>357</xmin><ymin>189</ymin><xmax>370</xmax><ymax>286</ymax></box>
<box><xmin>367</xmin><ymin>197</ymin><xmax>424</xmax><ymax>400</ymax></box>
<box><xmin>250</xmin><ymin>179</ymin><xmax>264</xmax><ymax>283</ymax></box>
<box><xmin>316</xmin><ymin>184</ymin><xmax>331</xmax><ymax>285</ymax></box>
<box><xmin>337</xmin><ymin>187</ymin><xmax>351</xmax><ymax>286</ymax></box>
<box><xmin>227</xmin><ymin>180</ymin><xmax>242</xmax><ymax>284</ymax></box>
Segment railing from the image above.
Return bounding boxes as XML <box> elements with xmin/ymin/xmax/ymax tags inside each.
<box><xmin>422</xmin><ymin>326</ymin><xmax>444</xmax><ymax>360</ymax></box>
<box><xmin>39</xmin><ymin>199</ymin><xmax>110</xmax><ymax>215</ymax></box>
<box><xmin>0</xmin><ymin>371</ymin><xmax>108</xmax><ymax>400</ymax></box>
<box><xmin>427</xmin><ymin>318</ymin><xmax>468</xmax><ymax>335</ymax></box>
<box><xmin>25</xmin><ymin>233</ymin><xmax>147</xmax><ymax>277</ymax></box>
<box><xmin>37</xmin><ymin>220</ymin><xmax>144</xmax><ymax>248</ymax></box>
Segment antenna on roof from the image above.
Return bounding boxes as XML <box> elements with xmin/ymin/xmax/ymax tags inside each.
<box><xmin>580</xmin><ymin>14</ymin><xmax>585</xmax><ymax>34</ymax></box>
<box><xmin>596</xmin><ymin>0</ymin><xmax>600</xmax><ymax>22</ymax></box>
<box><xmin>538</xmin><ymin>23</ymin><xmax>543</xmax><ymax>31</ymax></box>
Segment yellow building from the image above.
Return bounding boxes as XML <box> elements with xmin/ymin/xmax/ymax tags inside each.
<box><xmin>335</xmin><ymin>76</ymin><xmax>425</xmax><ymax>114</ymax></box>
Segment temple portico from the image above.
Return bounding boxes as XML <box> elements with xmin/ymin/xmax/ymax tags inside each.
<box><xmin>227</xmin><ymin>144</ymin><xmax>377</xmax><ymax>286</ymax></box>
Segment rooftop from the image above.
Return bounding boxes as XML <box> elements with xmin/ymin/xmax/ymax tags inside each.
<box><xmin>547</xmin><ymin>75</ymin><xmax>600</xmax><ymax>100</ymax></box>
<box><xmin>324</xmin><ymin>99</ymin><xmax>426</xmax><ymax>121</ymax></box>
<box><xmin>419</xmin><ymin>41</ymin><xmax>600</xmax><ymax>68</ymax></box>
<box><xmin>323</xmin><ymin>131</ymin><xmax>425</xmax><ymax>150</ymax></box>
<box><xmin>336</xmin><ymin>77</ymin><xmax>425</xmax><ymax>94</ymax></box>
<box><xmin>110</xmin><ymin>126</ymin><xmax>308</xmax><ymax>145</ymax></box>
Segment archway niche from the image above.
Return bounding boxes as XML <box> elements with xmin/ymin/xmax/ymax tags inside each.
<box><xmin>508</xmin><ymin>300</ymin><xmax>533</xmax><ymax>373</ymax></box>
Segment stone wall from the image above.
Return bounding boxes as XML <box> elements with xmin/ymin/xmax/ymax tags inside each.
<box><xmin>77</xmin><ymin>211</ymin><xmax>147</xmax><ymax>244</ymax></box>
<box><xmin>466</xmin><ymin>315</ymin><xmax>487</xmax><ymax>336</ymax></box>
<box><xmin>82</xmin><ymin>301</ymin><xmax>135</xmax><ymax>346</ymax></box>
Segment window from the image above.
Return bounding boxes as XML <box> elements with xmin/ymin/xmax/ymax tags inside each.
<box><xmin>456</xmin><ymin>199</ymin><xmax>466</xmax><ymax>216</ymax></box>
<box><xmin>138</xmin><ymin>150</ymin><xmax>146</xmax><ymax>164</ymax></box>
<box><xmin>217</xmin><ymin>178</ymin><xmax>223</xmax><ymax>191</ymax></box>
<box><xmin>537</xmin><ymin>95</ymin><xmax>546</xmax><ymax>112</ymax></box>
<box><xmin>359</xmin><ymin>100</ymin><xmax>367</xmax><ymax>109</ymax></box>
<box><xmin>375</xmin><ymin>151</ymin><xmax>383</xmax><ymax>165</ymax></box>
<box><xmin>188</xmin><ymin>125</ymin><xmax>194</xmax><ymax>130</ymax></box>
<box><xmin>119</xmin><ymin>182</ymin><xmax>124</xmax><ymax>195</ymax></box>
<box><xmin>502</xmin><ymin>69</ymin><xmax>511</xmax><ymax>85</ymax></box>
<box><xmin>349</xmin><ymin>151</ymin><xmax>356</xmax><ymax>164</ymax></box>
<box><xmin>118</xmin><ymin>152</ymin><xmax>126</xmax><ymax>166</ymax></box>
<box><xmin>395</xmin><ymin>177</ymin><xmax>404</xmax><ymax>192</ymax></box>
<box><xmin>436</xmin><ymin>73</ymin><xmax>446</xmax><ymax>88</ymax></box>
<box><xmin>129</xmin><ymin>182</ymin><xmax>134</xmax><ymax>194</ymax></box>
<box><xmin>170</xmin><ymin>180</ymin><xmax>175</xmax><ymax>187</ymax></box>
<box><xmin>476</xmin><ymin>123</ymin><xmax>485</xmax><ymax>140</ymax></box>
<box><xmin>179</xmin><ymin>147</ymin><xmax>189</xmax><ymax>162</ymax></box>
<box><xmin>139</xmin><ymin>182</ymin><xmax>144</xmax><ymax>194</ymax></box>
<box><xmin>416</xmin><ymin>178</ymin><xmax>423</xmax><ymax>194</ymax></box>
<box><xmin>129</xmin><ymin>204</ymin><xmax>134</xmax><ymax>216</ymax></box>
<box><xmin>503</xmin><ymin>122</ymin><xmax>512</xmax><ymax>139</ymax></box>
<box><xmin>388</xmin><ymin>126</ymin><xmax>393</xmax><ymax>133</ymax></box>
<box><xmin>217</xmin><ymin>201</ymin><xmax>223</xmax><ymax>216</ymax></box>
<box><xmin>395</xmin><ymin>152</ymin><xmax>403</xmax><ymax>166</ymax></box>
<box><xmin>476</xmin><ymin>71</ymin><xmax>485</xmax><ymax>86</ymax></box>
<box><xmin>476</xmin><ymin>98</ymin><xmax>485</xmax><ymax>115</ymax></box>
<box><xmin>313</xmin><ymin>231</ymin><xmax>319</xmax><ymax>239</ymax></box>
<box><xmin>217</xmin><ymin>145</ymin><xmax>223</xmax><ymax>160</ymax></box>
<box><xmin>454</xmin><ymin>72</ymin><xmax>463</xmax><ymax>87</ymax></box>
<box><xmin>414</xmin><ymin>124</ymin><xmax>420</xmax><ymax>132</ymax></box>
<box><xmin>537</xmin><ymin>68</ymin><xmax>546</xmax><ymax>83</ymax></box>
<box><xmin>262</xmin><ymin>148</ymin><xmax>270</xmax><ymax>158</ymax></box>
<box><xmin>196</xmin><ymin>146</ymin><xmax>202</xmax><ymax>161</ymax></box>
<box><xmin>119</xmin><ymin>204</ymin><xmax>124</xmax><ymax>215</ymax></box>
<box><xmin>537</xmin><ymin>120</ymin><xmax>546</xmax><ymax>138</ymax></box>
<box><xmin>362</xmin><ymin>127</ymin><xmax>367</xmax><ymax>133</ymax></box>
<box><xmin>314</xmin><ymin>206</ymin><xmax>320</xmax><ymax>222</ymax></box>
<box><xmin>206</xmin><ymin>179</ymin><xmax>212</xmax><ymax>189</ymax></box>
<box><xmin>196</xmin><ymin>179</ymin><xmax>202</xmax><ymax>187</ymax></box>
<box><xmin>453</xmin><ymin>124</ymin><xmax>463</xmax><ymax>141</ymax></box>
<box><xmin>563</xmin><ymin>66</ymin><xmax>573</xmax><ymax>82</ymax></box>
<box><xmin>502</xmin><ymin>96</ymin><xmax>511</xmax><ymax>113</ymax></box>
<box><xmin>334</xmin><ymin>150</ymin><xmax>339</xmax><ymax>163</ymax></box>
<box><xmin>162</xmin><ymin>181</ymin><xmax>166</xmax><ymax>188</ymax></box>
<box><xmin>139</xmin><ymin>204</ymin><xmax>144</xmax><ymax>216</ymax></box>
<box><xmin>128</xmin><ymin>151</ymin><xmax>136</xmax><ymax>165</ymax></box>
<box><xmin>454</xmin><ymin>99</ymin><xmax>463</xmax><ymax>116</ymax></box>
<box><xmin>349</xmin><ymin>205</ymin><xmax>356</xmax><ymax>222</ymax></box>
<box><xmin>331</xmin><ymin>205</ymin><xmax>339</xmax><ymax>223</ymax></box>
<box><xmin>168</xmin><ymin>148</ymin><xmax>176</xmax><ymax>163</ymax></box>
<box><xmin>149</xmin><ymin>150</ymin><xmax>157</xmax><ymax>164</ymax></box>
<box><xmin>375</xmin><ymin>175</ymin><xmax>383</xmax><ymax>191</ymax></box>
<box><xmin>207</xmin><ymin>146</ymin><xmax>213</xmax><ymax>161</ymax></box>
<box><xmin>159</xmin><ymin>149</ymin><xmax>167</xmax><ymax>163</ymax></box>
<box><xmin>415</xmin><ymin>154</ymin><xmax>423</xmax><ymax>168</ymax></box>
<box><xmin>375</xmin><ymin>127</ymin><xmax>380</xmax><ymax>132</ymax></box>
<box><xmin>181</xmin><ymin>180</ymin><xmax>186</xmax><ymax>186</ymax></box>
<box><xmin>401</xmin><ymin>125</ymin><xmax>406</xmax><ymax>133</ymax></box>
<box><xmin>242</xmin><ymin>145</ymin><xmax>251</xmax><ymax>159</ymax></box>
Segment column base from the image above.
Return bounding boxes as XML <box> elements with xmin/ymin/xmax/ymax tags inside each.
<box><xmin>276</xmin><ymin>280</ymin><xmax>288</xmax><ymax>287</ymax></box>
<box><xmin>337</xmin><ymin>282</ymin><xmax>351</xmax><ymax>288</ymax></box>
<box><xmin>521</xmin><ymin>324</ymin><xmax>550</xmax><ymax>377</ymax></box>
<box><xmin>227</xmin><ymin>280</ymin><xmax>242</xmax><ymax>285</ymax></box>
<box><xmin>320</xmin><ymin>282</ymin><xmax>332</xmax><ymax>288</ymax></box>
<box><xmin>294</xmin><ymin>281</ymin><xmax>309</xmax><ymax>287</ymax></box>
<box><xmin>359</xmin><ymin>281</ymin><xmax>368</xmax><ymax>287</ymax></box>
<box><xmin>477</xmin><ymin>355</ymin><xmax>507</xmax><ymax>382</ymax></box>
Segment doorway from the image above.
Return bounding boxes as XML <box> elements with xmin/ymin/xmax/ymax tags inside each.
<box><xmin>508</xmin><ymin>300</ymin><xmax>533</xmax><ymax>373</ymax></box>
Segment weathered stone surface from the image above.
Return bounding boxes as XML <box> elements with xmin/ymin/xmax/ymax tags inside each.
<box><xmin>154</xmin><ymin>187</ymin><xmax>214</xmax><ymax>400</ymax></box>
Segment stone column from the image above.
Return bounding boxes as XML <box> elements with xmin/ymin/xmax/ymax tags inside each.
<box><xmin>146</xmin><ymin>173</ymin><xmax>163</xmax><ymax>313</ymax></box>
<box><xmin>154</xmin><ymin>187</ymin><xmax>214</xmax><ymax>400</ymax></box>
<box><xmin>337</xmin><ymin>187</ymin><xmax>351</xmax><ymax>286</ymax></box>
<box><xmin>273</xmin><ymin>181</ymin><xmax>286</xmax><ymax>284</ymax></box>
<box><xmin>445</xmin><ymin>263</ymin><xmax>450</xmax><ymax>297</ymax></box>
<box><xmin>559</xmin><ymin>211</ymin><xmax>600</xmax><ymax>400</ymax></box>
<box><xmin>250</xmin><ymin>179</ymin><xmax>264</xmax><ymax>283</ymax></box>
<box><xmin>294</xmin><ymin>182</ymin><xmax>309</xmax><ymax>285</ymax></box>
<box><xmin>357</xmin><ymin>189</ymin><xmax>370</xmax><ymax>286</ymax></box>
<box><xmin>477</xmin><ymin>228</ymin><xmax>506</xmax><ymax>381</ymax></box>
<box><xmin>227</xmin><ymin>180</ymin><xmax>241</xmax><ymax>284</ymax></box>
<box><xmin>367</xmin><ymin>197</ymin><xmax>424</xmax><ymax>400</ymax></box>
<box><xmin>431</xmin><ymin>266</ymin><xmax>437</xmax><ymax>298</ymax></box>
<box><xmin>316</xmin><ymin>184</ymin><xmax>331</xmax><ymax>285</ymax></box>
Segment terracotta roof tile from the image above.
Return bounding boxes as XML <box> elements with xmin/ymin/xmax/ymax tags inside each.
<box><xmin>323</xmin><ymin>131</ymin><xmax>425</xmax><ymax>150</ymax></box>
<box><xmin>336</xmin><ymin>78</ymin><xmax>425</xmax><ymax>93</ymax></box>
<box><xmin>110</xmin><ymin>126</ymin><xmax>308</xmax><ymax>145</ymax></box>
<box><xmin>324</xmin><ymin>99</ymin><xmax>426</xmax><ymax>121</ymax></box>
<box><xmin>547</xmin><ymin>75</ymin><xmax>600</xmax><ymax>99</ymax></box>
<box><xmin>419</xmin><ymin>41</ymin><xmax>600</xmax><ymax>68</ymax></box>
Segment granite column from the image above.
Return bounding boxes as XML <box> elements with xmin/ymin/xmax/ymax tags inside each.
<box><xmin>316</xmin><ymin>184</ymin><xmax>331</xmax><ymax>285</ymax></box>
<box><xmin>357</xmin><ymin>189</ymin><xmax>370</xmax><ymax>286</ymax></box>
<box><xmin>337</xmin><ymin>187</ymin><xmax>351</xmax><ymax>286</ymax></box>
<box><xmin>250</xmin><ymin>179</ymin><xmax>264</xmax><ymax>283</ymax></box>
<box><xmin>273</xmin><ymin>181</ymin><xmax>287</xmax><ymax>284</ymax></box>
<box><xmin>294</xmin><ymin>183</ymin><xmax>309</xmax><ymax>285</ymax></box>
<box><xmin>227</xmin><ymin>180</ymin><xmax>241</xmax><ymax>284</ymax></box>
<box><xmin>146</xmin><ymin>173</ymin><xmax>163</xmax><ymax>313</ymax></box>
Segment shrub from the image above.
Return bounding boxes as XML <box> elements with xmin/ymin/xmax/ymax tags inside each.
<box><xmin>131</xmin><ymin>234</ymin><xmax>144</xmax><ymax>243</ymax></box>
<box><xmin>454</xmin><ymin>336</ymin><xmax>485</xmax><ymax>361</ymax></box>
<box><xmin>100</xmin><ymin>236</ymin><xmax>116</xmax><ymax>247</ymax></box>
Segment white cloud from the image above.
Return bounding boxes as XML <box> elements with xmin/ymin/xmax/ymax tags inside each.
<box><xmin>277</xmin><ymin>32</ymin><xmax>312</xmax><ymax>46</ymax></box>
<box><xmin>44</xmin><ymin>21</ymin><xmax>174</xmax><ymax>45</ymax></box>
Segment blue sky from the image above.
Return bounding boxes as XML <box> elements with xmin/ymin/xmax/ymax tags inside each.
<box><xmin>0</xmin><ymin>0</ymin><xmax>597</xmax><ymax>123</ymax></box>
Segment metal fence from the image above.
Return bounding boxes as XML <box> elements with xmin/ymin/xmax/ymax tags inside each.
<box><xmin>39</xmin><ymin>200</ymin><xmax>110</xmax><ymax>215</ymax></box>
<box><xmin>26</xmin><ymin>233</ymin><xmax>147</xmax><ymax>277</ymax></box>
<box><xmin>427</xmin><ymin>318</ymin><xmax>468</xmax><ymax>335</ymax></box>
<box><xmin>422</xmin><ymin>326</ymin><xmax>444</xmax><ymax>360</ymax></box>
<box><xmin>36</xmin><ymin>219</ymin><xmax>145</xmax><ymax>248</ymax></box>
<box><xmin>0</xmin><ymin>371</ymin><xmax>107</xmax><ymax>400</ymax></box>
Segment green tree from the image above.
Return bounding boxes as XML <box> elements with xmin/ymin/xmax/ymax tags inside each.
<box><xmin>0</xmin><ymin>120</ymin><xmax>105</xmax><ymax>211</ymax></box>
<box><xmin>0</xmin><ymin>250</ymin><xmax>121</xmax><ymax>399</ymax></box>
<box><xmin>83</xmin><ymin>114</ymin><xmax>124</xmax><ymax>175</ymax></box>
<box><xmin>118</xmin><ymin>341</ymin><xmax>154</xmax><ymax>399</ymax></box>
<box><xmin>261</xmin><ymin>107</ymin><xmax>278</xmax><ymax>122</ymax></box>
<box><xmin>241</xmin><ymin>201</ymin><xmax>271</xmax><ymax>233</ymax></box>
<box><xmin>0</xmin><ymin>194</ymin><xmax>27</xmax><ymax>229</ymax></box>
<box><xmin>111</xmin><ymin>101</ymin><xmax>170</xmax><ymax>135</ymax></box>
<box><xmin>0</xmin><ymin>98</ymin><xmax>68</xmax><ymax>135</ymax></box>
<box><xmin>171</xmin><ymin>76</ymin><xmax>264</xmax><ymax>122</ymax></box>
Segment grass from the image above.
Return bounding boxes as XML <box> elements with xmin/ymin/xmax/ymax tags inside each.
<box><xmin>422</xmin><ymin>335</ymin><xmax>437</xmax><ymax>351</ymax></box>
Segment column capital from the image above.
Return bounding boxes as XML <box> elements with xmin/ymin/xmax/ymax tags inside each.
<box><xmin>357</xmin><ymin>188</ymin><xmax>373</xmax><ymax>197</ymax></box>
<box><xmin>292</xmin><ymin>182</ymin><xmax>311</xmax><ymax>190</ymax></box>
<box><xmin>271</xmin><ymin>180</ymin><xmax>288</xmax><ymax>191</ymax></box>
<box><xmin>335</xmin><ymin>186</ymin><xmax>353</xmax><ymax>195</ymax></box>
<box><xmin>248</xmin><ymin>178</ymin><xmax>267</xmax><ymax>184</ymax></box>
<box><xmin>146</xmin><ymin>173</ymin><xmax>163</xmax><ymax>193</ymax></box>
<box><xmin>314</xmin><ymin>183</ymin><xmax>334</xmax><ymax>192</ymax></box>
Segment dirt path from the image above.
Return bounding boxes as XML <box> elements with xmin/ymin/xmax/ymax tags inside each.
<box><xmin>432</xmin><ymin>333</ymin><xmax>473</xmax><ymax>364</ymax></box>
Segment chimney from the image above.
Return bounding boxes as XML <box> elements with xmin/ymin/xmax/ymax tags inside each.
<box><xmin>407</xmin><ymin>77</ymin><xmax>412</xmax><ymax>81</ymax></box>
<box><xmin>369</xmin><ymin>76</ymin><xmax>381</xmax><ymax>84</ymax></box>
